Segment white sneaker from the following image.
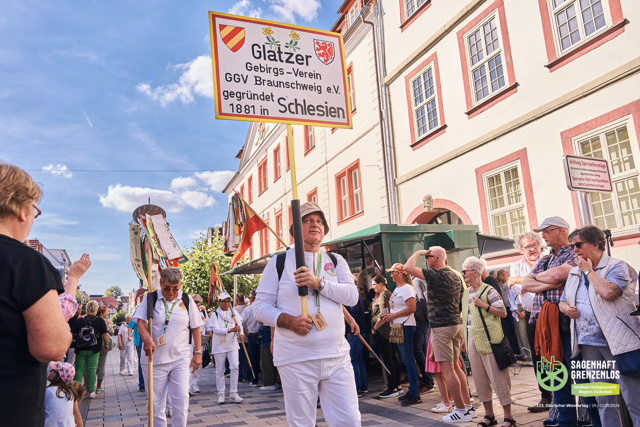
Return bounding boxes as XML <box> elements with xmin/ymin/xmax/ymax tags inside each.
<box><xmin>229</xmin><ymin>392</ymin><xmax>243</xmax><ymax>403</ymax></box>
<box><xmin>218</xmin><ymin>393</ymin><xmax>225</xmax><ymax>404</ymax></box>
<box><xmin>431</xmin><ymin>402</ymin><xmax>453</xmax><ymax>413</ymax></box>
<box><xmin>120</xmin><ymin>371</ymin><xmax>127</xmax><ymax>375</ymax></box>
<box><xmin>442</xmin><ymin>408</ymin><xmax>472</xmax><ymax>423</ymax></box>
<box><xmin>88</xmin><ymin>392</ymin><xmax>96</xmax><ymax>399</ymax></box>
<box><xmin>192</xmin><ymin>385</ymin><xmax>200</xmax><ymax>393</ymax></box>
<box><xmin>465</xmin><ymin>405</ymin><xmax>477</xmax><ymax>418</ymax></box>
<box><xmin>260</xmin><ymin>385</ymin><xmax>278</xmax><ymax>391</ymax></box>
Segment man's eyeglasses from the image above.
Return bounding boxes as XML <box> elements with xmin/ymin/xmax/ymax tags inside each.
<box><xmin>523</xmin><ymin>244</ymin><xmax>539</xmax><ymax>250</ymax></box>
<box><xmin>32</xmin><ymin>204</ymin><xmax>41</xmax><ymax>219</ymax></box>
<box><xmin>571</xmin><ymin>241</ymin><xmax>588</xmax><ymax>249</ymax></box>
<box><xmin>540</xmin><ymin>227</ymin><xmax>561</xmax><ymax>235</ymax></box>
<box><xmin>461</xmin><ymin>270</ymin><xmax>474</xmax><ymax>274</ymax></box>
<box><xmin>425</xmin><ymin>255</ymin><xmax>436</xmax><ymax>259</ymax></box>
<box><xmin>161</xmin><ymin>286</ymin><xmax>180</xmax><ymax>292</ymax></box>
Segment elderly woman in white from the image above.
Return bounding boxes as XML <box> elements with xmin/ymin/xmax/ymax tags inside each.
<box><xmin>559</xmin><ymin>226</ymin><xmax>640</xmax><ymax>426</ymax></box>
<box><xmin>461</xmin><ymin>257</ymin><xmax>515</xmax><ymax>427</ymax></box>
<box><xmin>208</xmin><ymin>292</ymin><xmax>244</xmax><ymax>404</ymax></box>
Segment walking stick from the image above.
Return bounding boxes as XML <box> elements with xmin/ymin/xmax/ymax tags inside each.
<box><xmin>145</xmin><ymin>240</ymin><xmax>154</xmax><ymax>427</ymax></box>
<box><xmin>232</xmin><ymin>313</ymin><xmax>256</xmax><ymax>380</ymax></box>
<box><xmin>343</xmin><ymin>314</ymin><xmax>391</xmax><ymax>375</ymax></box>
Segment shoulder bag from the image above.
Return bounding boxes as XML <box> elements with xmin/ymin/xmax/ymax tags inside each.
<box><xmin>477</xmin><ymin>287</ymin><xmax>516</xmax><ymax>370</ymax></box>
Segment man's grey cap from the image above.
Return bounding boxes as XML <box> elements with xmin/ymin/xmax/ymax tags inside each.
<box><xmin>533</xmin><ymin>216</ymin><xmax>570</xmax><ymax>232</ymax></box>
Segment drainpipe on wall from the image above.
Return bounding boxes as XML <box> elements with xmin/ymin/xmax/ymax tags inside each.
<box><xmin>362</xmin><ymin>2</ymin><xmax>399</xmax><ymax>225</ymax></box>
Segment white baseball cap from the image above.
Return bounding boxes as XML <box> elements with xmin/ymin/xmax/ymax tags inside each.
<box><xmin>533</xmin><ymin>216</ymin><xmax>570</xmax><ymax>232</ymax></box>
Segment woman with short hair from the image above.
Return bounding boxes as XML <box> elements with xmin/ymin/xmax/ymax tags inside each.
<box><xmin>462</xmin><ymin>256</ymin><xmax>515</xmax><ymax>427</ymax></box>
<box><xmin>95</xmin><ymin>306</ymin><xmax>111</xmax><ymax>391</ymax></box>
<box><xmin>72</xmin><ymin>300</ymin><xmax>109</xmax><ymax>398</ymax></box>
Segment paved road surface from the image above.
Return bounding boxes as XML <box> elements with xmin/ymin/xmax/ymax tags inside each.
<box><xmin>82</xmin><ymin>348</ymin><xmax>550</xmax><ymax>426</ymax></box>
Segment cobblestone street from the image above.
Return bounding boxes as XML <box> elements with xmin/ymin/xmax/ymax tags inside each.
<box><xmin>82</xmin><ymin>349</ymin><xmax>550</xmax><ymax>426</ymax></box>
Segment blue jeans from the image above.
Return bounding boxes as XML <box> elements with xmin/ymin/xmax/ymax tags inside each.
<box><xmin>247</xmin><ymin>334</ymin><xmax>261</xmax><ymax>384</ymax></box>
<box><xmin>397</xmin><ymin>325</ymin><xmax>419</xmax><ymax>397</ymax></box>
<box><xmin>414</xmin><ymin>318</ymin><xmax>433</xmax><ymax>388</ymax></box>
<box><xmin>347</xmin><ymin>335</ymin><xmax>368</xmax><ymax>391</ymax></box>
<box><xmin>136</xmin><ymin>344</ymin><xmax>145</xmax><ymax>388</ymax></box>
<box><xmin>556</xmin><ymin>330</ymin><xmax>601</xmax><ymax>427</ymax></box>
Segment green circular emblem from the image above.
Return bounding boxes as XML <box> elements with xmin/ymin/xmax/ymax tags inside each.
<box><xmin>536</xmin><ymin>356</ymin><xmax>569</xmax><ymax>392</ymax></box>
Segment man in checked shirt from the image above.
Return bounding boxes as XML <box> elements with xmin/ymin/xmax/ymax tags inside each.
<box><xmin>522</xmin><ymin>217</ymin><xmax>600</xmax><ymax>427</ymax></box>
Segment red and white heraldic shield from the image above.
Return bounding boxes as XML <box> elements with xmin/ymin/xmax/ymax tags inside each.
<box><xmin>313</xmin><ymin>39</ymin><xmax>335</xmax><ymax>65</ymax></box>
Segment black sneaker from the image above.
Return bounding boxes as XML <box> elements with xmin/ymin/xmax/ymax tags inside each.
<box><xmin>398</xmin><ymin>393</ymin><xmax>410</xmax><ymax>401</ymax></box>
<box><xmin>357</xmin><ymin>390</ymin><xmax>364</xmax><ymax>398</ymax></box>
<box><xmin>378</xmin><ymin>388</ymin><xmax>399</xmax><ymax>399</ymax></box>
<box><xmin>401</xmin><ymin>394</ymin><xmax>422</xmax><ymax>406</ymax></box>
<box><xmin>360</xmin><ymin>386</ymin><xmax>368</xmax><ymax>393</ymax></box>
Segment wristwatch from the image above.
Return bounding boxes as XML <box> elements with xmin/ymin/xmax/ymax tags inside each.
<box><xmin>194</xmin><ymin>350</ymin><xmax>202</xmax><ymax>354</ymax></box>
<box><xmin>318</xmin><ymin>278</ymin><xmax>326</xmax><ymax>293</ymax></box>
<box><xmin>533</xmin><ymin>273</ymin><xmax>539</xmax><ymax>282</ymax></box>
<box><xmin>585</xmin><ymin>269</ymin><xmax>593</xmax><ymax>276</ymax></box>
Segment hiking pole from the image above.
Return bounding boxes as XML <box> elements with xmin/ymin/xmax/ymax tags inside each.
<box><xmin>343</xmin><ymin>314</ymin><xmax>391</xmax><ymax>375</ymax></box>
<box><xmin>145</xmin><ymin>239</ymin><xmax>154</xmax><ymax>427</ymax></box>
<box><xmin>232</xmin><ymin>313</ymin><xmax>256</xmax><ymax>380</ymax></box>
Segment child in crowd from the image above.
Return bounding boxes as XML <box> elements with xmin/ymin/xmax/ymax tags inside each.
<box><xmin>426</xmin><ymin>330</ymin><xmax>455</xmax><ymax>414</ymax></box>
<box><xmin>45</xmin><ymin>362</ymin><xmax>85</xmax><ymax>427</ymax></box>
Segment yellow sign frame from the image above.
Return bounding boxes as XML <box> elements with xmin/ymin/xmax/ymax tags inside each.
<box><xmin>208</xmin><ymin>11</ymin><xmax>353</xmax><ymax>129</ymax></box>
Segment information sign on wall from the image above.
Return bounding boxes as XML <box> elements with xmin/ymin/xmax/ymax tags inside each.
<box><xmin>563</xmin><ymin>155</ymin><xmax>613</xmax><ymax>193</ymax></box>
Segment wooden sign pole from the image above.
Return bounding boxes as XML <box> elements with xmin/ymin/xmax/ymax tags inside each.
<box><xmin>287</xmin><ymin>124</ymin><xmax>308</xmax><ymax>316</ymax></box>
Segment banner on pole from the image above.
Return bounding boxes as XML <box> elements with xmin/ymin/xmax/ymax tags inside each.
<box><xmin>129</xmin><ymin>223</ymin><xmax>149</xmax><ymax>289</ymax></box>
<box><xmin>208</xmin><ymin>11</ymin><xmax>352</xmax><ymax>129</ymax></box>
<box><xmin>150</xmin><ymin>214</ymin><xmax>187</xmax><ymax>262</ymax></box>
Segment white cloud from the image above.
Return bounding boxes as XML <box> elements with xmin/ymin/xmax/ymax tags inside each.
<box><xmin>195</xmin><ymin>171</ymin><xmax>235</xmax><ymax>192</ymax></box>
<box><xmin>33</xmin><ymin>213</ymin><xmax>80</xmax><ymax>229</ymax></box>
<box><xmin>229</xmin><ymin>0</ymin><xmax>263</xmax><ymax>18</ymax></box>
<box><xmin>42</xmin><ymin>163</ymin><xmax>73</xmax><ymax>178</ymax></box>
<box><xmin>136</xmin><ymin>55</ymin><xmax>213</xmax><ymax>106</ymax></box>
<box><xmin>180</xmin><ymin>191</ymin><xmax>215</xmax><ymax>209</ymax></box>
<box><xmin>270</xmin><ymin>0</ymin><xmax>321</xmax><ymax>22</ymax></box>
<box><xmin>170</xmin><ymin>176</ymin><xmax>197</xmax><ymax>189</ymax></box>
<box><xmin>99</xmin><ymin>184</ymin><xmax>185</xmax><ymax>213</ymax></box>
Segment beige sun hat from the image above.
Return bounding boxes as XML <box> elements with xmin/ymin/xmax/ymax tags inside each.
<box><xmin>289</xmin><ymin>202</ymin><xmax>329</xmax><ymax>236</ymax></box>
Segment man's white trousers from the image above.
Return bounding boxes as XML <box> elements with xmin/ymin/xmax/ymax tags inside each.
<box><xmin>278</xmin><ymin>354</ymin><xmax>361</xmax><ymax>427</ymax></box>
<box><xmin>214</xmin><ymin>349</ymin><xmax>239</xmax><ymax>394</ymax></box>
<box><xmin>141</xmin><ymin>358</ymin><xmax>190</xmax><ymax>427</ymax></box>
<box><xmin>120</xmin><ymin>341</ymin><xmax>134</xmax><ymax>374</ymax></box>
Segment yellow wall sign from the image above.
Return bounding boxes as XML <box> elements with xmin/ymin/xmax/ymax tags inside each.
<box><xmin>208</xmin><ymin>11</ymin><xmax>352</xmax><ymax>129</ymax></box>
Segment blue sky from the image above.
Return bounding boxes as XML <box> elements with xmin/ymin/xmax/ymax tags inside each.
<box><xmin>1</xmin><ymin>0</ymin><xmax>344</xmax><ymax>296</ymax></box>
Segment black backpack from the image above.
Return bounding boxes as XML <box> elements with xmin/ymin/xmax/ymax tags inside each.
<box><xmin>276</xmin><ymin>251</ymin><xmax>338</xmax><ymax>281</ymax></box>
<box><xmin>76</xmin><ymin>317</ymin><xmax>98</xmax><ymax>349</ymax></box>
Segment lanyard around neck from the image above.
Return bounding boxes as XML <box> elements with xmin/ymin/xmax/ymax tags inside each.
<box><xmin>161</xmin><ymin>298</ymin><xmax>179</xmax><ymax>335</ymax></box>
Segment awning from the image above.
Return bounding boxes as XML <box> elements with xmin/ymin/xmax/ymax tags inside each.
<box><xmin>477</xmin><ymin>233</ymin><xmax>516</xmax><ymax>258</ymax></box>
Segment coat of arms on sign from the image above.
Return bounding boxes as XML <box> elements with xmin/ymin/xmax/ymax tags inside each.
<box><xmin>220</xmin><ymin>25</ymin><xmax>245</xmax><ymax>52</ymax></box>
<box><xmin>314</xmin><ymin>40</ymin><xmax>335</xmax><ymax>65</ymax></box>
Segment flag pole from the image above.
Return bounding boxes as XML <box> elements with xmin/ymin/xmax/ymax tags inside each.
<box><xmin>286</xmin><ymin>124</ymin><xmax>308</xmax><ymax>316</ymax></box>
<box><xmin>145</xmin><ymin>239</ymin><xmax>155</xmax><ymax>427</ymax></box>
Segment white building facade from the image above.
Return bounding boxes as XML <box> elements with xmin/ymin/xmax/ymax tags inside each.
<box><xmin>383</xmin><ymin>0</ymin><xmax>640</xmax><ymax>266</ymax></box>
<box><xmin>225</xmin><ymin>0</ymin><xmax>640</xmax><ymax>268</ymax></box>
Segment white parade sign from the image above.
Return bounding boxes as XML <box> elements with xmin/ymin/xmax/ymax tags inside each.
<box><xmin>208</xmin><ymin>12</ymin><xmax>352</xmax><ymax>129</ymax></box>
<box><xmin>563</xmin><ymin>154</ymin><xmax>613</xmax><ymax>193</ymax></box>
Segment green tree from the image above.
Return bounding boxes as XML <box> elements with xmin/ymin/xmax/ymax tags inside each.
<box><xmin>75</xmin><ymin>290</ymin><xmax>89</xmax><ymax>307</ymax></box>
<box><xmin>180</xmin><ymin>235</ymin><xmax>259</xmax><ymax>309</ymax></box>
<box><xmin>112</xmin><ymin>310</ymin><xmax>126</xmax><ymax>325</ymax></box>
<box><xmin>104</xmin><ymin>286</ymin><xmax>122</xmax><ymax>299</ymax></box>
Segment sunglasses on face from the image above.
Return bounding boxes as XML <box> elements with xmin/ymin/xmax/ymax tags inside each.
<box><xmin>162</xmin><ymin>286</ymin><xmax>180</xmax><ymax>292</ymax></box>
<box><xmin>461</xmin><ymin>270</ymin><xmax>474</xmax><ymax>274</ymax></box>
<box><xmin>571</xmin><ymin>241</ymin><xmax>588</xmax><ymax>249</ymax></box>
<box><xmin>32</xmin><ymin>204</ymin><xmax>42</xmax><ymax>219</ymax></box>
<box><xmin>220</xmin><ymin>300</ymin><xmax>231</xmax><ymax>303</ymax></box>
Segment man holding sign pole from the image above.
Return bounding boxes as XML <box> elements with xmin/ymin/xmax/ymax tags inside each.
<box><xmin>253</xmin><ymin>202</ymin><xmax>361</xmax><ymax>427</ymax></box>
